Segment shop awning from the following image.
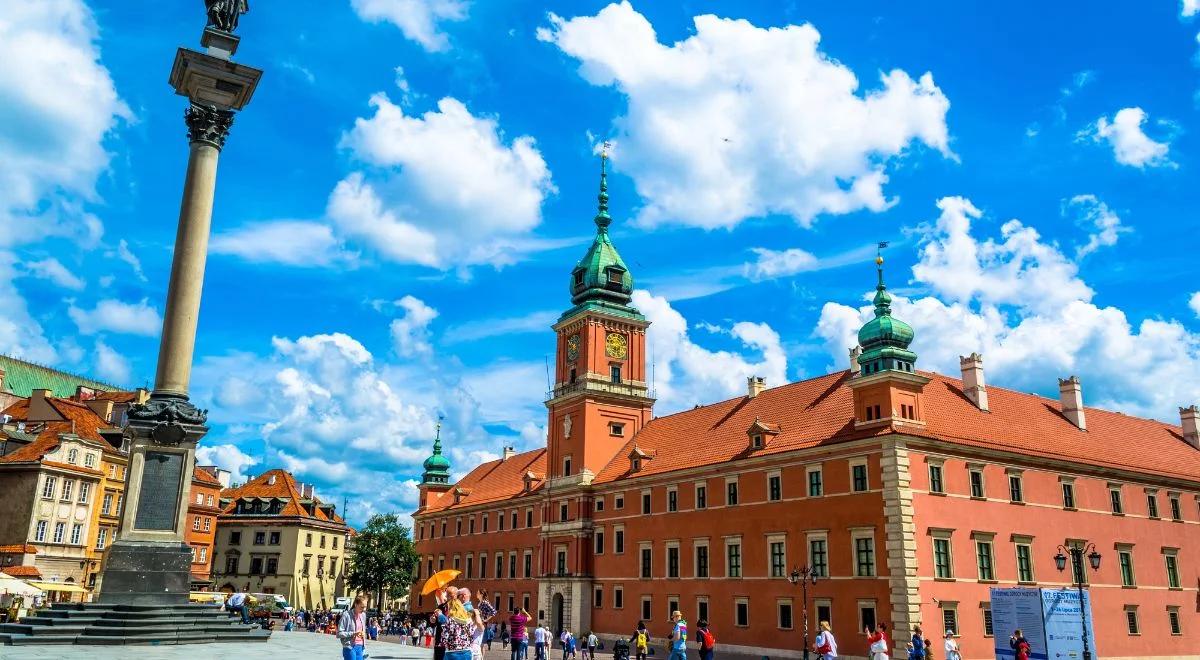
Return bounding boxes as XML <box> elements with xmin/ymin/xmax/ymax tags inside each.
<box><xmin>0</xmin><ymin>573</ymin><xmax>43</xmax><ymax>597</ymax></box>
<box><xmin>26</xmin><ymin>581</ymin><xmax>89</xmax><ymax>594</ymax></box>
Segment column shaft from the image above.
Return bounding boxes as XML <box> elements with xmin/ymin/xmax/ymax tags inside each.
<box><xmin>154</xmin><ymin>140</ymin><xmax>220</xmax><ymax>396</ymax></box>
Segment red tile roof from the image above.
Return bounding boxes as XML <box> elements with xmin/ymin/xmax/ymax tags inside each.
<box><xmin>221</xmin><ymin>469</ymin><xmax>347</xmax><ymax>524</ymax></box>
<box><xmin>0</xmin><ymin>544</ymin><xmax>37</xmax><ymax>554</ymax></box>
<box><xmin>1</xmin><ymin>566</ymin><xmax>41</xmax><ymax>578</ymax></box>
<box><xmin>193</xmin><ymin>465</ymin><xmax>222</xmax><ymax>486</ymax></box>
<box><xmin>421</xmin><ymin>448</ymin><xmax>546</xmax><ymax>513</ymax></box>
<box><xmin>594</xmin><ymin>370</ymin><xmax>1199</xmax><ymax>483</ymax></box>
<box><xmin>90</xmin><ymin>391</ymin><xmax>140</xmax><ymax>404</ymax></box>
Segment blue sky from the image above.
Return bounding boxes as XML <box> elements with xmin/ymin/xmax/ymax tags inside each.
<box><xmin>3</xmin><ymin>0</ymin><xmax>1200</xmax><ymax>526</ymax></box>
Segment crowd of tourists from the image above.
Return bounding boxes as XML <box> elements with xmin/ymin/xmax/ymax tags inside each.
<box><xmin>262</xmin><ymin>589</ymin><xmax>1036</xmax><ymax>660</ymax></box>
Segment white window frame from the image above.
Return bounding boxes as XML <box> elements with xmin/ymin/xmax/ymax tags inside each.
<box><xmin>725</xmin><ymin>476</ymin><xmax>739</xmax><ymax>506</ymax></box>
<box><xmin>613</xmin><ymin>524</ymin><xmax>625</xmax><ymax>554</ymax></box>
<box><xmin>694</xmin><ymin>481</ymin><xmax>708</xmax><ymax>509</ymax></box>
<box><xmin>1116</xmin><ymin>544</ymin><xmax>1136</xmax><ymax>587</ymax></box>
<box><xmin>613</xmin><ymin>585</ymin><xmax>624</xmax><ymax>609</ymax></box>
<box><xmin>725</xmin><ymin>535</ymin><xmax>743</xmax><ymax>578</ymax></box>
<box><xmin>777</xmin><ymin>597</ymin><xmax>794</xmax><ymax>630</ymax></box>
<box><xmin>641</xmin><ymin>489</ymin><xmax>652</xmax><ymax>515</ymax></box>
<box><xmin>940</xmin><ymin>601</ymin><xmax>960</xmax><ymax>638</ymax></box>
<box><xmin>850</xmin><ymin>528</ymin><xmax>876</xmax><ymax>577</ymax></box>
<box><xmin>806</xmin><ymin>465</ymin><xmax>823</xmax><ymax>497</ymax></box>
<box><xmin>640</xmin><ymin>595</ymin><xmax>652</xmax><ymax>622</ymax></box>
<box><xmin>665</xmin><ymin>541</ymin><xmax>681</xmax><ymax>579</ymax></box>
<box><xmin>1167</xmin><ymin>606</ymin><xmax>1182</xmax><ymax>636</ymax></box>
<box><xmin>857</xmin><ymin>599</ymin><xmax>878</xmax><ymax>632</ymax></box>
<box><xmin>733</xmin><ymin>597</ymin><xmax>750</xmax><ymax>627</ymax></box>
<box><xmin>968</xmin><ymin>464</ymin><xmax>985</xmax><ymax>499</ymax></box>
<box><xmin>849</xmin><ymin>458</ymin><xmax>869</xmax><ymax>493</ymax></box>
<box><xmin>927</xmin><ymin>458</ymin><xmax>945</xmax><ymax>494</ymax></box>
<box><xmin>807</xmin><ymin>530</ymin><xmax>830</xmax><ymax>578</ymax></box>
<box><xmin>1006</xmin><ymin>469</ymin><xmax>1024</xmax><ymax>503</ymax></box>
<box><xmin>766</xmin><ymin>470</ymin><xmax>782</xmax><ymax>502</ymax></box>
<box><xmin>693</xmin><ymin>539</ymin><xmax>710</xmax><ymax>578</ymax></box>
<box><xmin>1013</xmin><ymin>535</ymin><xmax>1035</xmax><ymax>584</ymax></box>
<box><xmin>1124</xmin><ymin>605</ymin><xmax>1140</xmax><ymax>635</ymax></box>
<box><xmin>766</xmin><ymin>533</ymin><xmax>787</xmax><ymax>578</ymax></box>
<box><xmin>931</xmin><ymin>529</ymin><xmax>955</xmax><ymax>580</ymax></box>
<box><xmin>666</xmin><ymin>486</ymin><xmax>678</xmax><ymax>512</ymax></box>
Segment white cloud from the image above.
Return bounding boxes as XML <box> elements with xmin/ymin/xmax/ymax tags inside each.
<box><xmin>910</xmin><ymin>196</ymin><xmax>1092</xmax><ymax>314</ymax></box>
<box><xmin>1183</xmin><ymin>0</ymin><xmax>1198</xmax><ymax>17</ymax></box>
<box><xmin>539</xmin><ymin>2</ymin><xmax>953</xmax><ymax>229</ymax></box>
<box><xmin>1083</xmin><ymin>107</ymin><xmax>1175</xmax><ymax>169</ymax></box>
<box><xmin>196</xmin><ymin>443</ymin><xmax>259</xmax><ymax>485</ymax></box>
<box><xmin>0</xmin><ymin>252</ymin><xmax>56</xmax><ymax>362</ymax></box>
<box><xmin>335</xmin><ymin>95</ymin><xmax>554</xmax><ymax>269</ymax></box>
<box><xmin>744</xmin><ymin>247</ymin><xmax>819</xmax><ymax>281</ymax></box>
<box><xmin>816</xmin><ymin>196</ymin><xmax>1200</xmax><ymax>421</ymax></box>
<box><xmin>22</xmin><ymin>257</ymin><xmax>84</xmax><ymax>290</ymax></box>
<box><xmin>211</xmin><ymin>220</ymin><xmax>354</xmax><ymax>267</ymax></box>
<box><xmin>634</xmin><ymin>289</ymin><xmax>787</xmax><ymax>413</ymax></box>
<box><xmin>115</xmin><ymin>239</ymin><xmax>147</xmax><ymax>282</ymax></box>
<box><xmin>1065</xmin><ymin>194</ymin><xmax>1129</xmax><ymax>258</ymax></box>
<box><xmin>1189</xmin><ymin>291</ymin><xmax>1200</xmax><ymax>318</ymax></box>
<box><xmin>443</xmin><ymin>310</ymin><xmax>559</xmax><ymax>344</ymax></box>
<box><xmin>349</xmin><ymin>0</ymin><xmax>468</xmax><ymax>52</ymax></box>
<box><xmin>68</xmin><ymin>298</ymin><xmax>161</xmax><ymax>336</ymax></box>
<box><xmin>93</xmin><ymin>339</ymin><xmax>131</xmax><ymax>384</ymax></box>
<box><xmin>0</xmin><ymin>0</ymin><xmax>129</xmax><ymax>243</ymax></box>
<box><xmin>389</xmin><ymin>295</ymin><xmax>438</xmax><ymax>357</ymax></box>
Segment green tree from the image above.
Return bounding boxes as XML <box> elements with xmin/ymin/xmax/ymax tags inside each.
<box><xmin>346</xmin><ymin>513</ymin><xmax>419</xmax><ymax>608</ymax></box>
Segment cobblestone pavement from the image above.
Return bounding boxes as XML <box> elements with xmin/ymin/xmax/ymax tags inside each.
<box><xmin>0</xmin><ymin>631</ymin><xmax>434</xmax><ymax>660</ymax></box>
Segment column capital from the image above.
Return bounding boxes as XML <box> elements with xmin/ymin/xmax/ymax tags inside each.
<box><xmin>126</xmin><ymin>392</ymin><xmax>209</xmax><ymax>447</ymax></box>
<box><xmin>185</xmin><ymin>102</ymin><xmax>235</xmax><ymax>149</ymax></box>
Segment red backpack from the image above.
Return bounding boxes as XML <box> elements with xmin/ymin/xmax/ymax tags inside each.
<box><xmin>698</xmin><ymin>628</ymin><xmax>716</xmax><ymax>650</ymax></box>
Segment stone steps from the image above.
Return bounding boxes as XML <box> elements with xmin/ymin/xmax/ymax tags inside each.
<box><xmin>0</xmin><ymin>603</ymin><xmax>271</xmax><ymax>646</ymax></box>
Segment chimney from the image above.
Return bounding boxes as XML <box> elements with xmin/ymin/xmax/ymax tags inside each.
<box><xmin>502</xmin><ymin>446</ymin><xmax>516</xmax><ymax>461</ymax></box>
<box><xmin>1058</xmin><ymin>376</ymin><xmax>1086</xmax><ymax>430</ymax></box>
<box><xmin>28</xmin><ymin>389</ymin><xmax>58</xmax><ymax>421</ymax></box>
<box><xmin>848</xmin><ymin>347</ymin><xmax>862</xmax><ymax>374</ymax></box>
<box><xmin>1180</xmin><ymin>405</ymin><xmax>1199</xmax><ymax>450</ymax></box>
<box><xmin>747</xmin><ymin>376</ymin><xmax>766</xmax><ymax>398</ymax></box>
<box><xmin>85</xmin><ymin>399</ymin><xmax>114</xmax><ymax>423</ymax></box>
<box><xmin>134</xmin><ymin>388</ymin><xmax>151</xmax><ymax>405</ymax></box>
<box><xmin>959</xmin><ymin>353</ymin><xmax>988</xmax><ymax>411</ymax></box>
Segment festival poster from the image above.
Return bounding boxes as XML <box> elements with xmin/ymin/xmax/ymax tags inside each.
<box><xmin>1040</xmin><ymin>588</ymin><xmax>1096</xmax><ymax>660</ymax></box>
<box><xmin>990</xmin><ymin>588</ymin><xmax>1048</xmax><ymax>660</ymax></box>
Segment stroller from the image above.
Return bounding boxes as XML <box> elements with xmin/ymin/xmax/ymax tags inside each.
<box><xmin>612</xmin><ymin>639</ymin><xmax>631</xmax><ymax>660</ymax></box>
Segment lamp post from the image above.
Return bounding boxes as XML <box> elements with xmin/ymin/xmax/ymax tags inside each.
<box><xmin>1053</xmin><ymin>542</ymin><xmax>1101</xmax><ymax>660</ymax></box>
<box><xmin>789</xmin><ymin>566</ymin><xmax>819</xmax><ymax>660</ymax></box>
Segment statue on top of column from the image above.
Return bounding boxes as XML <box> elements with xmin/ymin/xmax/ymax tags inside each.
<box><xmin>205</xmin><ymin>0</ymin><xmax>249</xmax><ymax>33</ymax></box>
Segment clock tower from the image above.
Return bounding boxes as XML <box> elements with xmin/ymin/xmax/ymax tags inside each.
<box><xmin>545</xmin><ymin>151</ymin><xmax>654</xmax><ymax>481</ymax></box>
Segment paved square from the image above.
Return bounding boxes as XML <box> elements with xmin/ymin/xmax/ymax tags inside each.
<box><xmin>2</xmin><ymin>631</ymin><xmax>435</xmax><ymax>660</ymax></box>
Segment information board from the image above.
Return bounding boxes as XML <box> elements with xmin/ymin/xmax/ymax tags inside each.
<box><xmin>1041</xmin><ymin>588</ymin><xmax>1096</xmax><ymax>660</ymax></box>
<box><xmin>990</xmin><ymin>588</ymin><xmax>1048</xmax><ymax>660</ymax></box>
<box><xmin>134</xmin><ymin>451</ymin><xmax>183</xmax><ymax>531</ymax></box>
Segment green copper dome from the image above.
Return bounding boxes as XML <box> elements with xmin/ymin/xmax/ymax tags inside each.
<box><xmin>857</xmin><ymin>256</ymin><xmax>917</xmax><ymax>376</ymax></box>
<box><xmin>561</xmin><ymin>151</ymin><xmax>643</xmax><ymax>322</ymax></box>
<box><xmin>421</xmin><ymin>421</ymin><xmax>451</xmax><ymax>485</ymax></box>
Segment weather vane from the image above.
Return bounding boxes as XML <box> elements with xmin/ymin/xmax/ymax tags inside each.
<box><xmin>876</xmin><ymin>240</ymin><xmax>889</xmax><ymax>265</ymax></box>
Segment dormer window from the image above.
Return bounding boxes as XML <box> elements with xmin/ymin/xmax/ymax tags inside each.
<box><xmin>751</xmin><ymin>434</ymin><xmax>763</xmax><ymax>449</ymax></box>
<box><xmin>573</xmin><ymin>270</ymin><xmax>584</xmax><ymax>288</ymax></box>
<box><xmin>632</xmin><ymin>458</ymin><xmax>641</xmax><ymax>472</ymax></box>
<box><xmin>746</xmin><ymin>418</ymin><xmax>781</xmax><ymax>449</ymax></box>
<box><xmin>67</xmin><ymin>449</ymin><xmax>78</xmax><ymax>464</ymax></box>
<box><xmin>606</xmin><ymin>268</ymin><xmax>623</xmax><ymax>285</ymax></box>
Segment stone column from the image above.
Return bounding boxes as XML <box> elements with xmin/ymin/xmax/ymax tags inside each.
<box><xmin>98</xmin><ymin>105</ymin><xmax>233</xmax><ymax>606</ymax></box>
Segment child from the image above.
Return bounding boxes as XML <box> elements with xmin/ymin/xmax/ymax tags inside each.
<box><xmin>567</xmin><ymin>631</ymin><xmax>578</xmax><ymax>660</ymax></box>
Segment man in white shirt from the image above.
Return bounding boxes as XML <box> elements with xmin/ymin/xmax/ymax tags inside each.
<box><xmin>534</xmin><ymin>624</ymin><xmax>549</xmax><ymax>660</ymax></box>
<box><xmin>227</xmin><ymin>590</ymin><xmax>248</xmax><ymax>624</ymax></box>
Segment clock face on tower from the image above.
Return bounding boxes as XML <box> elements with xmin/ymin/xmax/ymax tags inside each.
<box><xmin>605</xmin><ymin>332</ymin><xmax>628</xmax><ymax>359</ymax></box>
<box><xmin>566</xmin><ymin>334</ymin><xmax>580</xmax><ymax>360</ymax></box>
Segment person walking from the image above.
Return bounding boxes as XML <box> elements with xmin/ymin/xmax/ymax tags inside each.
<box><xmin>695</xmin><ymin>619</ymin><xmax>715</xmax><ymax>660</ymax></box>
<box><xmin>909</xmin><ymin>626</ymin><xmax>925</xmax><ymax>659</ymax></box>
<box><xmin>336</xmin><ymin>596</ymin><xmax>369</xmax><ymax>660</ymax></box>
<box><xmin>509</xmin><ymin>607</ymin><xmax>531</xmax><ymax>660</ymax></box>
<box><xmin>866</xmin><ymin>623</ymin><xmax>890</xmax><ymax>660</ymax></box>
<box><xmin>501</xmin><ymin>622</ymin><xmax>511</xmax><ymax>650</ymax></box>
<box><xmin>1009</xmin><ymin>629</ymin><xmax>1030</xmax><ymax>660</ymax></box>
<box><xmin>667</xmin><ymin>611</ymin><xmax>688</xmax><ymax>660</ymax></box>
<box><xmin>943</xmin><ymin>631</ymin><xmax>961</xmax><ymax>660</ymax></box>
<box><xmin>631</xmin><ymin>621</ymin><xmax>650</xmax><ymax>660</ymax></box>
<box><xmin>534</xmin><ymin>622</ymin><xmax>549</xmax><ymax>660</ymax></box>
<box><xmin>586</xmin><ymin>631</ymin><xmax>598</xmax><ymax>660</ymax></box>
<box><xmin>814</xmin><ymin>621</ymin><xmax>838</xmax><ymax>659</ymax></box>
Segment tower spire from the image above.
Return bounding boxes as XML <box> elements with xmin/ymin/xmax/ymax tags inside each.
<box><xmin>595</xmin><ymin>141</ymin><xmax>611</xmax><ymax>232</ymax></box>
<box><xmin>421</xmin><ymin>414</ymin><xmax>451</xmax><ymax>486</ymax></box>
<box><xmin>873</xmin><ymin>240</ymin><xmax>892</xmax><ymax>317</ymax></box>
<box><xmin>856</xmin><ymin>241</ymin><xmax>916</xmax><ymax>375</ymax></box>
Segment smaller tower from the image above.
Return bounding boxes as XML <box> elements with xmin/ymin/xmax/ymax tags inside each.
<box><xmin>418</xmin><ymin>419</ymin><xmax>452</xmax><ymax>508</ymax></box>
<box><xmin>848</xmin><ymin>252</ymin><xmax>929</xmax><ymax>427</ymax></box>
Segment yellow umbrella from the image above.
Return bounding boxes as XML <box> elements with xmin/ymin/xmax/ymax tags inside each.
<box><xmin>421</xmin><ymin>569</ymin><xmax>461</xmax><ymax>596</ymax></box>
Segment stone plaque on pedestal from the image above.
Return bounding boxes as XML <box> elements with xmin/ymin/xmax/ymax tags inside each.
<box><xmin>134</xmin><ymin>451</ymin><xmax>185</xmax><ymax>531</ymax></box>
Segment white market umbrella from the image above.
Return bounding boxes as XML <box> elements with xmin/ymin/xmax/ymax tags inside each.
<box><xmin>0</xmin><ymin>572</ymin><xmax>43</xmax><ymax>598</ymax></box>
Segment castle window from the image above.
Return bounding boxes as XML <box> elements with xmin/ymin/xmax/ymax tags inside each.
<box><xmin>609</xmin><ymin>422</ymin><xmax>625</xmax><ymax>437</ymax></box>
<box><xmin>610</xmin><ymin>364</ymin><xmax>622</xmax><ymax>383</ymax></box>
<box><xmin>569</xmin><ymin>367</ymin><xmax>577</xmax><ymax>383</ymax></box>
<box><xmin>573</xmin><ymin>270</ymin><xmax>584</xmax><ymax>287</ymax></box>
<box><xmin>563</xmin><ymin>456</ymin><xmax>572</xmax><ymax>477</ymax></box>
<box><xmin>607</xmin><ymin>269</ymin><xmax>623</xmax><ymax>285</ymax></box>
<box><xmin>751</xmin><ymin>434</ymin><xmax>763</xmax><ymax>448</ymax></box>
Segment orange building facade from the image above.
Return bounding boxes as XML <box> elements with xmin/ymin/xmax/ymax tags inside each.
<box><xmin>185</xmin><ymin>466</ymin><xmax>225</xmax><ymax>588</ymax></box>
<box><xmin>411</xmin><ymin>173</ymin><xmax>1199</xmax><ymax>659</ymax></box>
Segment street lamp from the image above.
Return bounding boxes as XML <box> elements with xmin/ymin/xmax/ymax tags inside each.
<box><xmin>1054</xmin><ymin>542</ymin><xmax>1100</xmax><ymax>660</ymax></box>
<box><xmin>789</xmin><ymin>566</ymin><xmax>819</xmax><ymax>660</ymax></box>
